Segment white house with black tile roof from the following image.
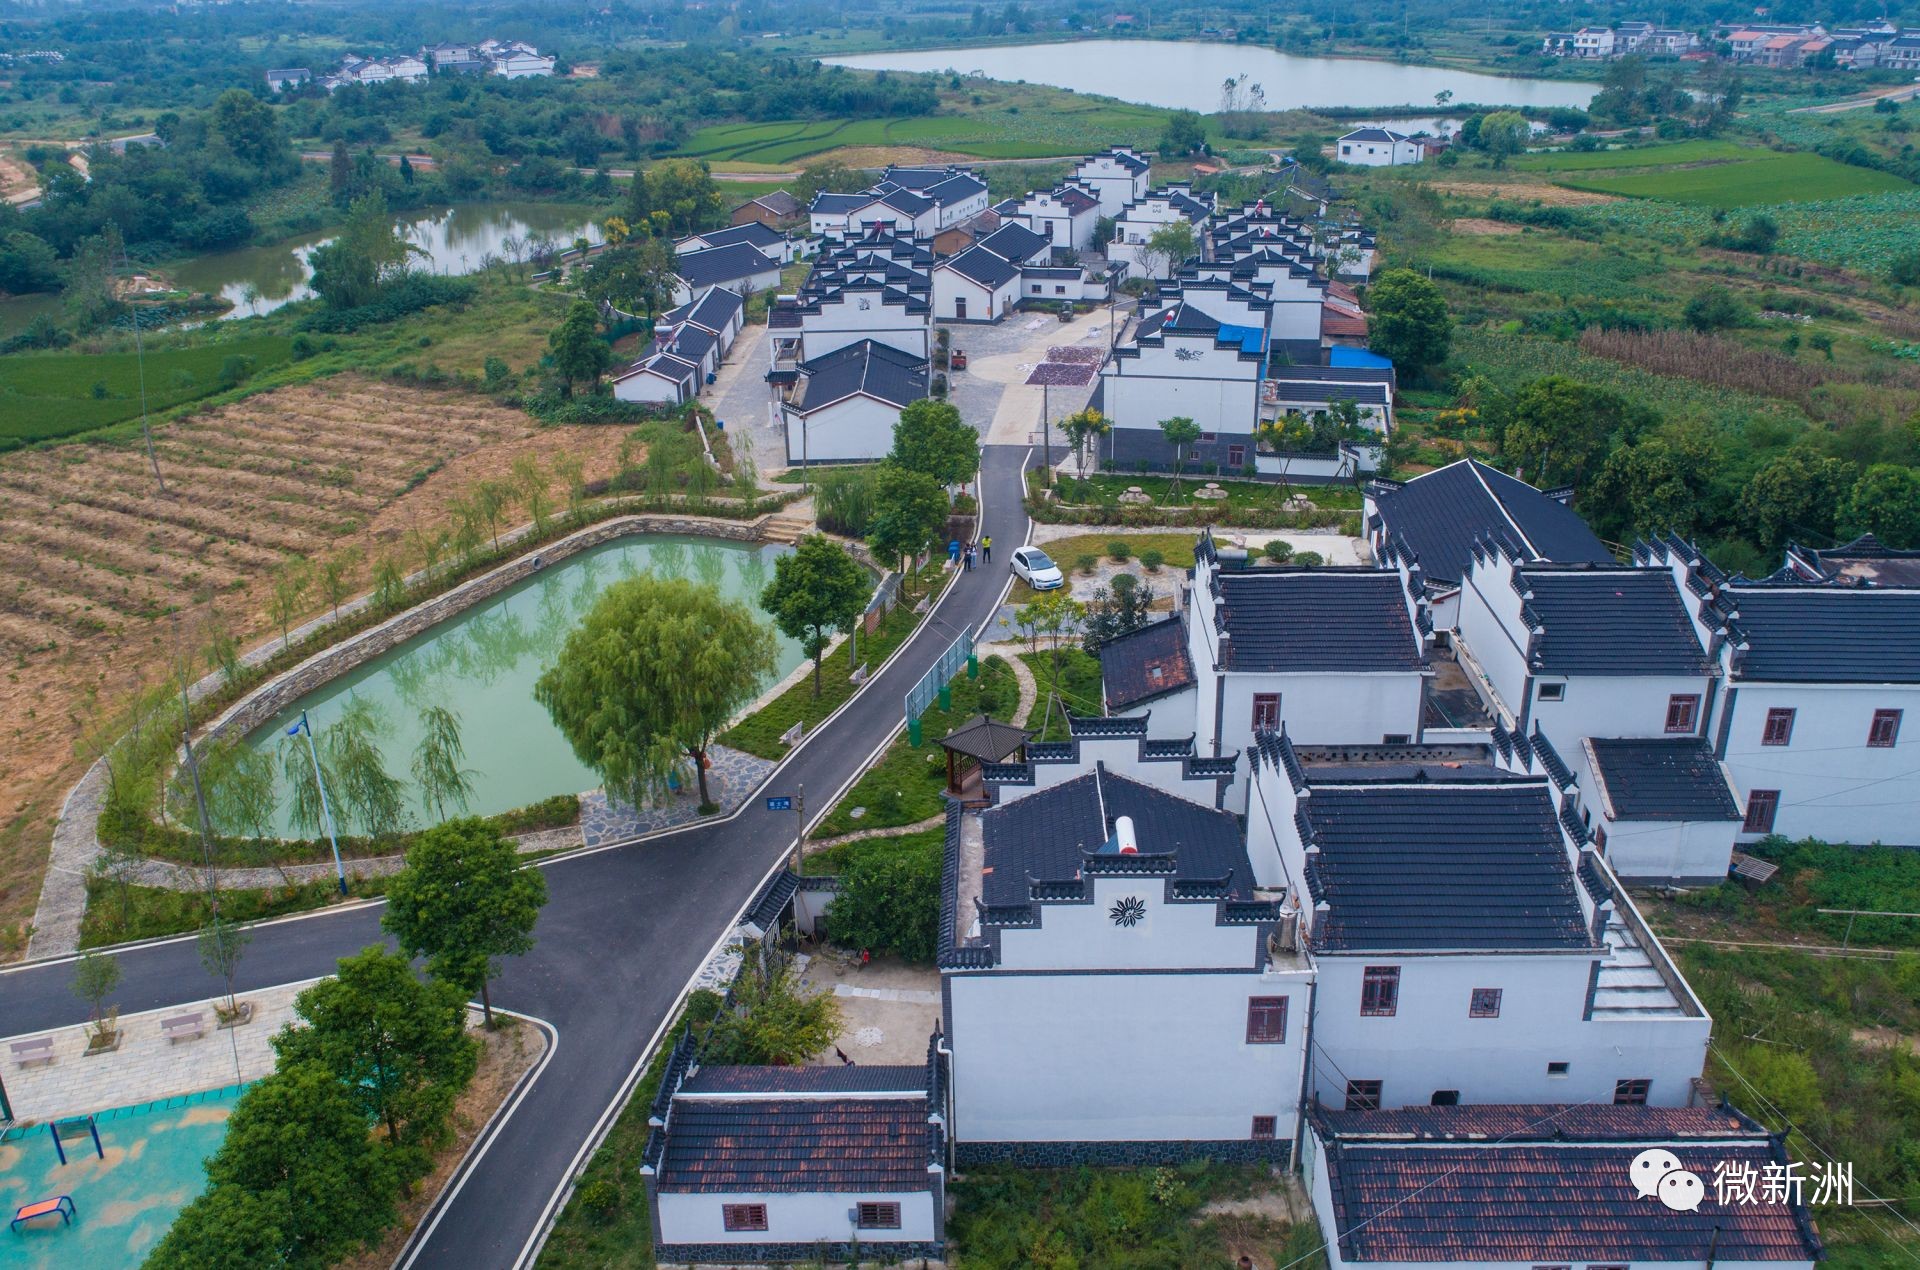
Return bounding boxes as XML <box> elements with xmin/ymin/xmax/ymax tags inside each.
<box><xmin>931</xmin><ymin>245</ymin><xmax>1022</xmax><ymax>322</ymax></box>
<box><xmin>1304</xmin><ymin>1103</ymin><xmax>1821</xmax><ymax>1270</ymax></box>
<box><xmin>1108</xmin><ymin>184</ymin><xmax>1216</xmax><ymax>281</ymax></box>
<box><xmin>1070</xmin><ymin>146</ymin><xmax>1154</xmax><ymax>218</ymax></box>
<box><xmin>1244</xmin><ymin>731</ymin><xmax>1713</xmax><ymax>1112</ymax></box>
<box><xmin>1783</xmin><ymin>532</ymin><xmax>1920</xmax><ymax>587</ymax></box>
<box><xmin>779</xmin><ymin>339</ymin><xmax>928</xmax><ymax>465</ymax></box>
<box><xmin>941</xmin><ymin>749</ymin><xmax>1311</xmax><ymax>1164</ymax></box>
<box><xmin>642</xmin><ymin>1031</ymin><xmax>948</xmax><ymax>1263</ymax></box>
<box><xmin>674</xmin><ymin>221</ymin><xmax>808</xmax><ymax>266</ymax></box>
<box><xmin>1578</xmin><ymin>736</ymin><xmax>1742</xmax><ymax>886</ymax></box>
<box><xmin>1366</xmin><ymin>458</ymin><xmax>1613</xmax><ymax>631</ymax></box>
<box><xmin>1096</xmin><ymin>300</ymin><xmax>1268</xmax><ymax>471</ymax></box>
<box><xmin>1176</xmin><ymin>248</ymin><xmax>1329</xmax><ymax>358</ymax></box>
<box><xmin>669</xmin><ymin>241</ymin><xmax>783</xmax><ymax>307</ymax></box>
<box><xmin>1010</xmin><ymin>183</ymin><xmax>1103</xmax><ymax>251</ymax></box>
<box><xmin>1185</xmin><ymin>535</ymin><xmax>1432</xmax><ymax>807</ymax></box>
<box><xmin>1640</xmin><ymin>535</ymin><xmax>1920</xmax><ymax>848</ymax></box>
<box><xmin>1337</xmin><ymin>127</ymin><xmax>1424</xmax><ymax>166</ymax></box>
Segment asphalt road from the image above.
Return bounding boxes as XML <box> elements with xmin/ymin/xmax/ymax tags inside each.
<box><xmin>0</xmin><ymin>444</ymin><xmax>1033</xmax><ymax>1269</ymax></box>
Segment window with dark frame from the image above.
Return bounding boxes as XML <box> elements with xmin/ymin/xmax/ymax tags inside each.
<box><xmin>1762</xmin><ymin>707</ymin><xmax>1796</xmax><ymax>746</ymax></box>
<box><xmin>1870</xmin><ymin>709</ymin><xmax>1903</xmax><ymax>748</ymax></box>
<box><xmin>1252</xmin><ymin>693</ymin><xmax>1280</xmax><ymax>731</ymax></box>
<box><xmin>1595</xmin><ymin>825</ymin><xmax>1609</xmax><ymax>851</ymax></box>
<box><xmin>1228</xmin><ymin>444</ymin><xmax>1246</xmax><ymax>467</ymax></box>
<box><xmin>1431</xmin><ymin>1089</ymin><xmax>1460</xmax><ymax>1105</ymax></box>
<box><xmin>1547</xmin><ymin>1060</ymin><xmax>1570</xmax><ymax>1076</ymax></box>
<box><xmin>1344</xmin><ymin>1079</ymin><xmax>1383</xmax><ymax>1111</ymax></box>
<box><xmin>723</xmin><ymin>1203</ymin><xmax>769</xmax><ymax>1232</ymax></box>
<box><xmin>1538</xmin><ymin>682</ymin><xmax>1565</xmax><ymax>701</ymax></box>
<box><xmin>1614</xmin><ymin>1078</ymin><xmax>1652</xmax><ymax>1105</ymax></box>
<box><xmin>1361</xmin><ymin>966</ymin><xmax>1400</xmax><ymax>1017</ymax></box>
<box><xmin>1469</xmin><ymin>987</ymin><xmax>1503</xmax><ymax>1018</ymax></box>
<box><xmin>1246</xmin><ymin>996</ymin><xmax>1289</xmax><ymax>1043</ymax></box>
<box><xmin>1251</xmin><ymin>1115</ymin><xmax>1277</xmax><ymax>1140</ymax></box>
<box><xmin>1743</xmin><ymin>789</ymin><xmax>1780</xmax><ymax>834</ymax></box>
<box><xmin>856</xmin><ymin>1202</ymin><xmax>902</xmax><ymax>1230</ymax></box>
<box><xmin>1665</xmin><ymin>694</ymin><xmax>1699</xmax><ymax>734</ymax></box>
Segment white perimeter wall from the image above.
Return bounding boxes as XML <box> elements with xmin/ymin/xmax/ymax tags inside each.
<box><xmin>1720</xmin><ymin>681</ymin><xmax>1920</xmax><ymax>846</ymax></box>
<box><xmin>656</xmin><ymin>1189</ymin><xmax>937</xmax><ymax>1245</ymax></box>
<box><xmin>786</xmin><ymin>394</ymin><xmax>899</xmax><ymax>464</ymax></box>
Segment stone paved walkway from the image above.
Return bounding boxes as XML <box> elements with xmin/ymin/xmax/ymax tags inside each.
<box><xmin>577</xmin><ymin>745</ymin><xmax>775</xmax><ymax>847</ymax></box>
<box><xmin>1</xmin><ymin>980</ymin><xmax>315</xmax><ymax>1122</ymax></box>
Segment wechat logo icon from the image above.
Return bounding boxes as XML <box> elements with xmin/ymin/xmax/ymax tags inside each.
<box><xmin>1631</xmin><ymin>1148</ymin><xmax>1705</xmax><ymax>1212</ymax></box>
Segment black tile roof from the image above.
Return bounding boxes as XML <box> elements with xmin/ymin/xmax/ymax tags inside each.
<box><xmin>939</xmin><ymin>715</ymin><xmax>1031</xmax><ymax>764</ymax></box>
<box><xmin>978</xmin><ymin>766</ymin><xmax>1253</xmax><ymax>906</ymax></box>
<box><xmin>1268</xmin><ymin>380</ymin><xmax>1388</xmax><ymax>405</ymax></box>
<box><xmin>976</xmin><ymin>223</ymin><xmax>1050</xmax><ymax>264</ymax></box>
<box><xmin>1136</xmin><ymin>301</ymin><xmax>1218</xmax><ymax>338</ymax></box>
<box><xmin>745</xmin><ymin>189</ymin><xmax>803</xmax><ymax>216</ymax></box>
<box><xmin>810</xmin><ymin>192</ymin><xmax>874</xmax><ymax>215</ymax></box>
<box><xmin>1301</xmin><ymin>779</ymin><xmax>1591</xmax><ymax>952</ymax></box>
<box><xmin>1726</xmin><ymin>585</ymin><xmax>1920</xmax><ymax>683</ymax></box>
<box><xmin>1341</xmin><ymin>127</ymin><xmax>1409</xmax><ymax>143</ymax></box>
<box><xmin>1215</xmin><ymin>570</ymin><xmax>1422</xmax><ymax>673</ymax></box>
<box><xmin>795</xmin><ymin>340</ymin><xmax>928</xmax><ymax>411</ymax></box>
<box><xmin>1099</xmin><ymin>616</ymin><xmax>1196</xmax><ymax>711</ymax></box>
<box><xmin>1367</xmin><ymin>458</ymin><xmax>1611</xmax><ymax>588</ymax></box>
<box><xmin>687</xmin><ymin>222</ymin><xmax>787</xmax><ymax>252</ymax></box>
<box><xmin>654</xmin><ymin>1097</ymin><xmax>935</xmax><ymax>1193</ymax></box>
<box><xmin>942</xmin><ymin>245</ymin><xmax>1020</xmax><ymax>288</ymax></box>
<box><xmin>680</xmin><ymin>1065</ymin><xmax>927</xmax><ymax>1096</ymax></box>
<box><xmin>925</xmin><ymin>172</ymin><xmax>988</xmax><ymax>204</ymax></box>
<box><xmin>1090</xmin><ymin>147</ymin><xmax>1151</xmax><ymax>174</ymax></box>
<box><xmin>880</xmin><ymin>187</ymin><xmax>935</xmax><ymax>215</ymax></box>
<box><xmin>1588</xmin><ymin>737</ymin><xmax>1740</xmax><ymax>822</ymax></box>
<box><xmin>618</xmin><ymin>352</ymin><xmax>699</xmax><ymax>387</ymax></box>
<box><xmin>675</xmin><ymin>242</ymin><xmax>778</xmax><ymax>290</ymax></box>
<box><xmin>687</xmin><ymin>285</ymin><xmax>744</xmax><ymax>332</ymax></box>
<box><xmin>1317</xmin><ymin>1101</ymin><xmax>1764</xmax><ymax>1142</ymax></box>
<box><xmin>1519</xmin><ymin>567</ymin><xmax>1711</xmax><ymax>677</ymax></box>
<box><xmin>1319</xmin><ymin>1132</ymin><xmax>1819</xmax><ymax>1262</ymax></box>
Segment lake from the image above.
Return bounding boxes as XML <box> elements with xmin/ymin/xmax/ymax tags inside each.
<box><xmin>244</xmin><ymin>535</ymin><xmax>802</xmax><ymax>837</ymax></box>
<box><xmin>172</xmin><ymin>200</ymin><xmax>605</xmax><ymax>321</ymax></box>
<box><xmin>822</xmin><ymin>39</ymin><xmax>1595</xmax><ymax>115</ymax></box>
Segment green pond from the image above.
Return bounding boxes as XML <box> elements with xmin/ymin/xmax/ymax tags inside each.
<box><xmin>244</xmin><ymin>535</ymin><xmax>801</xmax><ymax>837</ymax></box>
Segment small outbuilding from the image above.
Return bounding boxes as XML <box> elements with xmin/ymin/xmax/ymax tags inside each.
<box><xmin>938</xmin><ymin>715</ymin><xmax>1032</xmax><ymax>797</ymax></box>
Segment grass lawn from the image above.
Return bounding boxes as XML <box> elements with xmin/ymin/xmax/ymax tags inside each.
<box><xmin>1510</xmin><ymin>139</ymin><xmax>1754</xmax><ymax>172</ymax></box>
<box><xmin>809</xmin><ymin>655</ymin><xmax>1019</xmax><ymax>838</ymax></box>
<box><xmin>720</xmin><ymin>570</ymin><xmax>942</xmax><ymax>761</ymax></box>
<box><xmin>803</xmin><ymin>825</ymin><xmax>945</xmax><ymax>876</ymax></box>
<box><xmin>1553</xmin><ymin>151</ymin><xmax>1910</xmax><ymax>208</ymax></box>
<box><xmin>1032</xmin><ymin>531</ymin><xmax>1206</xmax><ymax>573</ymax></box>
<box><xmin>1042</xmin><ymin>470</ymin><xmax>1365</xmax><ymax>514</ymax></box>
<box><xmin>78</xmin><ymin>874</ymin><xmax>390</xmax><ymax>947</ymax></box>
<box><xmin>0</xmin><ymin>334</ymin><xmax>294</xmax><ymax>447</ymax></box>
<box><xmin>1017</xmin><ymin>647</ymin><xmax>1104</xmax><ymax>739</ymax></box>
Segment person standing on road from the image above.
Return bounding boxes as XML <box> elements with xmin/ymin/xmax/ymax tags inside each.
<box><xmin>964</xmin><ymin>545</ymin><xmax>976</xmax><ymax>571</ymax></box>
<box><xmin>948</xmin><ymin>538</ymin><xmax>961</xmax><ymax>567</ymax></box>
<box><xmin>981</xmin><ymin>534</ymin><xmax>993</xmax><ymax>563</ymax></box>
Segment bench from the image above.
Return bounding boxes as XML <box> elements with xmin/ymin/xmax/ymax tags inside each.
<box><xmin>9</xmin><ymin>1037</ymin><xmax>53</xmax><ymax>1068</ymax></box>
<box><xmin>160</xmin><ymin>1012</ymin><xmax>206</xmax><ymax>1044</ymax></box>
<box><xmin>11</xmin><ymin>1195</ymin><xmax>75</xmax><ymax>1232</ymax></box>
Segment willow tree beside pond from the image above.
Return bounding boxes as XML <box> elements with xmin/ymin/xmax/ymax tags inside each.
<box><xmin>411</xmin><ymin>705</ymin><xmax>477</xmax><ymax>823</ymax></box>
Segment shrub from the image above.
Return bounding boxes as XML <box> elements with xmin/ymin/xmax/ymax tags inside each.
<box><xmin>290</xmin><ymin>334</ymin><xmax>317</xmax><ymax>361</ymax></box>
<box><xmin>825</xmin><ymin>835</ymin><xmax>944</xmax><ymax>963</ymax></box>
<box><xmin>1264</xmin><ymin>539</ymin><xmax>1294</xmax><ymax>562</ymax></box>
<box><xmin>576</xmin><ymin>1178</ymin><xmax>621</xmax><ymax>1221</ymax></box>
<box><xmin>815</xmin><ymin>466</ymin><xmax>876</xmax><ymax>537</ymax></box>
<box><xmin>1076</xmin><ymin>553</ymin><xmax>1098</xmax><ymax>575</ymax></box>
<box><xmin>1293</xmin><ymin>550</ymin><xmax>1324</xmax><ymax>567</ymax></box>
<box><xmin>218</xmin><ymin>354</ymin><xmax>257</xmax><ymax>387</ymax></box>
<box><xmin>1107</xmin><ymin>539</ymin><xmax>1132</xmax><ymax>562</ymax></box>
<box><xmin>1139</xmin><ymin>548</ymin><xmax>1164</xmax><ymax>572</ymax></box>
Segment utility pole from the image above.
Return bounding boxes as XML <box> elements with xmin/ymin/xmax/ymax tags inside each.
<box><xmin>790</xmin><ymin>784</ymin><xmax>806</xmax><ymax>875</ymax></box>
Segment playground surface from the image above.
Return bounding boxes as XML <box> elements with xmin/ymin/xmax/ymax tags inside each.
<box><xmin>0</xmin><ymin>1085</ymin><xmax>243</xmax><ymax>1268</ymax></box>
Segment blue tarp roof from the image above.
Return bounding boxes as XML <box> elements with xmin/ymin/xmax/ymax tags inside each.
<box><xmin>1330</xmin><ymin>345</ymin><xmax>1392</xmax><ymax>368</ymax></box>
<box><xmin>1218</xmin><ymin>322</ymin><xmax>1266</xmax><ymax>355</ymax></box>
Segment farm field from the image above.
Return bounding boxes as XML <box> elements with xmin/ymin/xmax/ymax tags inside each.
<box><xmin>1551</xmin><ymin>150</ymin><xmax>1910</xmax><ymax>208</ymax></box>
<box><xmin>0</xmin><ymin>376</ymin><xmax>633</xmax><ymax>959</ymax></box>
<box><xmin>0</xmin><ymin>334</ymin><xmax>295</xmax><ymax>449</ymax></box>
<box><xmin>675</xmin><ymin>99</ymin><xmax>1166</xmax><ymax>164</ymax></box>
<box><xmin>1510</xmin><ymin>139</ymin><xmax>1753</xmax><ymax>172</ymax></box>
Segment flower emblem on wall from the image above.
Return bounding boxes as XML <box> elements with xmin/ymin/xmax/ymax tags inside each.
<box><xmin>1109</xmin><ymin>896</ymin><xmax>1147</xmax><ymax>927</ymax></box>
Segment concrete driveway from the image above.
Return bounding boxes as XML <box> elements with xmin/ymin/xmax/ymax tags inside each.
<box><xmin>705</xmin><ymin>323</ymin><xmax>784</xmax><ymax>474</ymax></box>
<box><xmin>944</xmin><ymin>302</ymin><xmax>1130</xmax><ymax>448</ymax></box>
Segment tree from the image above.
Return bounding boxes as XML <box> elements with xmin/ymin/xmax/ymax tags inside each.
<box><xmin>581</xmin><ymin>238</ymin><xmax>676</xmax><ymax>317</ymax></box>
<box><xmin>210</xmin><ymin>88</ymin><xmax>290</xmax><ymax>171</ymax></box>
<box><xmin>1741</xmin><ymin>450</ymin><xmax>1855</xmax><ymax>549</ymax></box>
<box><xmin>308</xmin><ymin>191</ymin><xmax>423</xmax><ymax>310</ymax></box>
<box><xmin>1158</xmin><ymin>415</ymin><xmax>1203</xmax><ymax>498</ymax></box>
<box><xmin>143</xmin><ymin>1183</ymin><xmax>293</xmax><ymax>1270</ymax></box>
<box><xmin>536</xmin><ymin>575</ymin><xmax>777</xmax><ymax>810</ymax></box>
<box><xmin>1015</xmin><ymin>590</ymin><xmax>1086</xmax><ymax>729</ymax></box>
<box><xmin>1159</xmin><ymin>109</ymin><xmax>1208</xmax><ymax>156</ymax></box>
<box><xmin>1494</xmin><ymin>375</ymin><xmax>1634</xmax><ymax>489</ymax></box>
<box><xmin>701</xmin><ymin>948</ymin><xmax>841</xmax><ymax>1065</ymax></box>
<box><xmin>1840</xmin><ymin>464</ymin><xmax>1920</xmax><ymax>547</ymax></box>
<box><xmin>865</xmin><ymin>464</ymin><xmax>950</xmax><ymax>589</ymax></box>
<box><xmin>1478</xmin><ymin>110</ymin><xmax>1531</xmax><ymax>165</ymax></box>
<box><xmin>1586</xmin><ymin>429</ymin><xmax>1716</xmax><ymax>541</ymax></box>
<box><xmin>1364</xmin><ymin>269</ymin><xmax>1453</xmax><ymax>372</ymax></box>
<box><xmin>1060</xmin><ymin>407</ymin><xmax>1111</xmax><ymax>476</ymax></box>
<box><xmin>384</xmin><ymin>818</ymin><xmax>549</xmax><ymax>1028</ymax></box>
<box><xmin>889</xmin><ymin>399</ymin><xmax>980</xmax><ymax>489</ymax></box>
<box><xmin>199</xmin><ymin>916</ymin><xmax>251</xmax><ymax>1019</ymax></box>
<box><xmin>1137</xmin><ymin>219</ymin><xmax>1197</xmax><ymax>280</ymax></box>
<box><xmin>1081</xmin><ymin>572</ymin><xmax>1157</xmax><ymax>651</ymax></box>
<box><xmin>1684</xmin><ymin>286</ymin><xmax>1747</xmax><ymax>332</ymax></box>
<box><xmin>204</xmin><ymin>1062</ymin><xmax>399</xmax><ymax>1262</ymax></box>
<box><xmin>549</xmin><ymin>301</ymin><xmax>612</xmax><ymax>398</ymax></box>
<box><xmin>760</xmin><ymin>535</ymin><xmax>870</xmax><ymax>697</ymax></box>
<box><xmin>71</xmin><ymin>950</ymin><xmax>120</xmax><ymax>1044</ymax></box>
<box><xmin>273</xmin><ymin>946</ymin><xmax>476</xmax><ymax>1153</ymax></box>
<box><xmin>638</xmin><ymin>158</ymin><xmax>727</xmax><ymax>235</ymax></box>
<box><xmin>511</xmin><ymin>454</ymin><xmax>552</xmax><ymax>534</ymax></box>
<box><xmin>323</xmin><ymin>695</ymin><xmax>410</xmax><ymax>840</ymax></box>
<box><xmin>793</xmin><ymin>159</ymin><xmax>867</xmax><ymax>201</ymax></box>
<box><xmin>826</xmin><ymin>836</ymin><xmax>943</xmax><ymax>962</ymax></box>
<box><xmin>268</xmin><ymin>559</ymin><xmax>310</xmax><ymax>651</ymax></box>
<box><xmin>410</xmin><ymin>705</ymin><xmax>476</xmax><ymax>822</ymax></box>
<box><xmin>317</xmin><ymin>548</ymin><xmax>359</xmax><ymax>622</ymax></box>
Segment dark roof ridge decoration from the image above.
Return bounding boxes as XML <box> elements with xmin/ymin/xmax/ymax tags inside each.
<box><xmin>1528</xmin><ymin>726</ymin><xmax>1575</xmax><ymax>790</ymax></box>
<box><xmin>939</xmin><ymin>714</ymin><xmax>1032</xmax><ymax>764</ymax></box>
<box><xmin>981</xmin><ymin>714</ymin><xmax>1236</xmax><ymax>803</ymax></box>
<box><xmin>1372</xmin><ymin>458</ymin><xmax>1611</xmax><ymax>589</ymax></box>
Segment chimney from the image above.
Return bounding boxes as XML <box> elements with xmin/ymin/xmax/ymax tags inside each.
<box><xmin>1114</xmin><ymin>815</ymin><xmax>1138</xmax><ymax>854</ymax></box>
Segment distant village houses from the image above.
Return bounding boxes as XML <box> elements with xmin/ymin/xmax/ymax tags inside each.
<box><xmin>297</xmin><ymin>37</ymin><xmax>555</xmax><ymax>92</ymax></box>
<box><xmin>1542</xmin><ymin>22</ymin><xmax>1699</xmax><ymax>57</ymax></box>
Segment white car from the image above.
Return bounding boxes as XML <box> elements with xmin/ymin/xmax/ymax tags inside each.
<box><xmin>1010</xmin><ymin>546</ymin><xmax>1065</xmax><ymax>591</ymax></box>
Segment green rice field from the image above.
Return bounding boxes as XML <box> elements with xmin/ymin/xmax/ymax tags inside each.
<box><xmin>676</xmin><ymin>102</ymin><xmax>1165</xmax><ymax>163</ymax></box>
<box><xmin>1510</xmin><ymin>139</ymin><xmax>1753</xmax><ymax>172</ymax></box>
<box><xmin>1549</xmin><ymin>150</ymin><xmax>1910</xmax><ymax>209</ymax></box>
<box><xmin>0</xmin><ymin>335</ymin><xmax>294</xmax><ymax>448</ymax></box>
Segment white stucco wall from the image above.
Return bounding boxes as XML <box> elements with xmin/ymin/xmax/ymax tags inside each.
<box><xmin>1310</xmin><ymin>954</ymin><xmax>1709</xmax><ymax>1109</ymax></box>
<box><xmin>612</xmin><ymin>370</ymin><xmax>688</xmax><ymax>405</ymax></box>
<box><xmin>799</xmin><ymin>294</ymin><xmax>931</xmax><ymax>361</ymax></box>
<box><xmin>785</xmin><ymin>394</ymin><xmax>900</xmax><ymax>464</ymax></box>
<box><xmin>1598</xmin><ymin>814</ymin><xmax>1738</xmax><ymax>885</ymax></box>
<box><xmin>1101</xmin><ymin>338</ymin><xmax>1261</xmax><ymax>438</ymax></box>
<box><xmin>655</xmin><ymin>1189</ymin><xmax>937</xmax><ymax>1245</ymax></box>
<box><xmin>1115</xmin><ymin>688</ymin><xmax>1200</xmax><ymax>740</ymax></box>
<box><xmin>1529</xmin><ymin>673</ymin><xmax>1715</xmax><ymax>758</ymax></box>
<box><xmin>1001</xmin><ymin>732</ymin><xmax>1224</xmax><ymax>806</ymax></box>
<box><xmin>949</xmin><ymin>878</ymin><xmax>1307</xmax><ymax>1144</ymax></box>
<box><xmin>1719</xmin><ymin>681</ymin><xmax>1920</xmax><ymax>846</ymax></box>
<box><xmin>1214</xmin><ymin>671</ymin><xmax>1426</xmax><ymax>807</ymax></box>
<box><xmin>932</xmin><ymin>267</ymin><xmax>1016</xmax><ymax>322</ymax></box>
